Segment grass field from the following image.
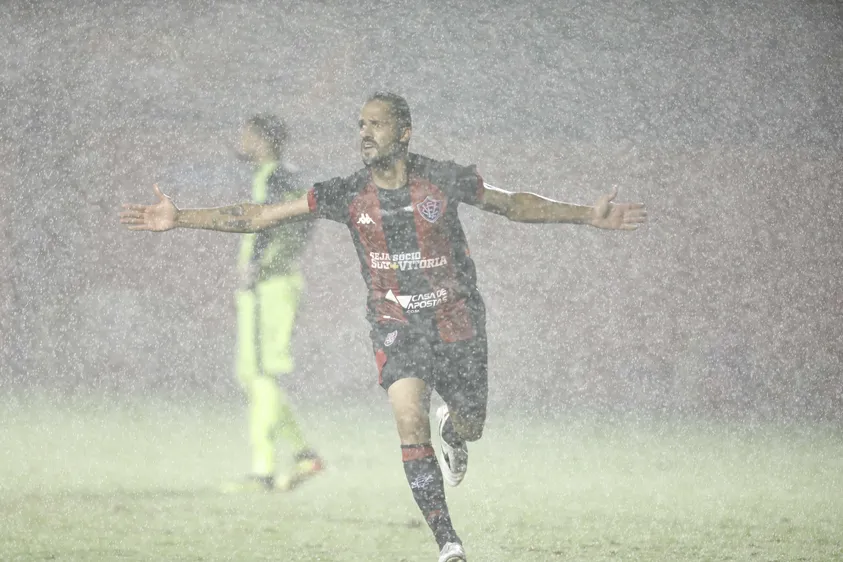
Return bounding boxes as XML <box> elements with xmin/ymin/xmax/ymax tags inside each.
<box><xmin>0</xmin><ymin>394</ymin><xmax>841</xmax><ymax>561</ymax></box>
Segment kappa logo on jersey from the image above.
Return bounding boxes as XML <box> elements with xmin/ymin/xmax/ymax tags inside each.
<box><xmin>384</xmin><ymin>330</ymin><xmax>398</xmax><ymax>347</ymax></box>
<box><xmin>417</xmin><ymin>196</ymin><xmax>443</xmax><ymax>223</ymax></box>
<box><xmin>370</xmin><ymin>251</ymin><xmax>448</xmax><ymax>271</ymax></box>
<box><xmin>357</xmin><ymin>213</ymin><xmax>375</xmax><ymax>225</ymax></box>
<box><xmin>385</xmin><ymin>288</ymin><xmax>448</xmax><ymax>312</ymax></box>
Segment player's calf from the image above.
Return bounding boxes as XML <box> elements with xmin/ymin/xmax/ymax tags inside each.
<box><xmin>402</xmin><ymin>443</ymin><xmax>461</xmax><ymax>551</ymax></box>
<box><xmin>444</xmin><ymin>400</ymin><xmax>486</xmax><ymax>442</ymax></box>
<box><xmin>448</xmin><ymin>416</ymin><xmax>483</xmax><ymax>442</ymax></box>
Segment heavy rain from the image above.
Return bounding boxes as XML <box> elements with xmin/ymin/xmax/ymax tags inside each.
<box><xmin>2</xmin><ymin>1</ymin><xmax>841</xmax><ymax>560</ymax></box>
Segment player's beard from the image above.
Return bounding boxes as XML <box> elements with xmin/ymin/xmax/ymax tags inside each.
<box><xmin>362</xmin><ymin>141</ymin><xmax>405</xmax><ymax>170</ymax></box>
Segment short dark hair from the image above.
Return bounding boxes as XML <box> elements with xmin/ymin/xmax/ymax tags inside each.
<box><xmin>366</xmin><ymin>92</ymin><xmax>412</xmax><ymax>133</ymax></box>
<box><xmin>245</xmin><ymin>114</ymin><xmax>288</xmax><ymax>156</ymax></box>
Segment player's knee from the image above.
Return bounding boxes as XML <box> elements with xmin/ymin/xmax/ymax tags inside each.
<box><xmin>452</xmin><ymin>417</ymin><xmax>484</xmax><ymax>441</ymax></box>
<box><xmin>460</xmin><ymin>424</ymin><xmax>483</xmax><ymax>442</ymax></box>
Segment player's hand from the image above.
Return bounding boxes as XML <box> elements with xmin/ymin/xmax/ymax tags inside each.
<box><xmin>119</xmin><ymin>184</ymin><xmax>178</xmax><ymax>231</ymax></box>
<box><xmin>590</xmin><ymin>187</ymin><xmax>647</xmax><ymax>230</ymax></box>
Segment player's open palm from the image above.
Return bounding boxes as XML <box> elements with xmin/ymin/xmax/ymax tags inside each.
<box><xmin>591</xmin><ymin>187</ymin><xmax>647</xmax><ymax>230</ymax></box>
<box><xmin>120</xmin><ymin>184</ymin><xmax>178</xmax><ymax>231</ymax></box>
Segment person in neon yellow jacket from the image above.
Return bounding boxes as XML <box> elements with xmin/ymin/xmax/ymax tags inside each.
<box><xmin>228</xmin><ymin>114</ymin><xmax>322</xmax><ymax>492</ymax></box>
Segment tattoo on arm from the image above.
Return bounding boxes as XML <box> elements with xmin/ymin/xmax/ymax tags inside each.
<box><xmin>220</xmin><ymin>205</ymin><xmax>246</xmax><ymax>217</ymax></box>
<box><xmin>208</xmin><ymin>205</ymin><xmax>253</xmax><ymax>231</ymax></box>
<box><xmin>176</xmin><ymin>197</ymin><xmax>310</xmax><ymax>232</ymax></box>
<box><xmin>224</xmin><ymin>219</ymin><xmax>250</xmax><ymax>231</ymax></box>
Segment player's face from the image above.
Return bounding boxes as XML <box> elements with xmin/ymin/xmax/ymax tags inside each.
<box><xmin>358</xmin><ymin>101</ymin><xmax>408</xmax><ymax>167</ymax></box>
<box><xmin>237</xmin><ymin>127</ymin><xmax>263</xmax><ymax>162</ymax></box>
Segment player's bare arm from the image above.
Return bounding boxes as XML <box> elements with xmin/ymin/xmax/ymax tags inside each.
<box><xmin>119</xmin><ymin>184</ymin><xmax>311</xmax><ymax>232</ymax></box>
<box><xmin>476</xmin><ymin>183</ymin><xmax>647</xmax><ymax>230</ymax></box>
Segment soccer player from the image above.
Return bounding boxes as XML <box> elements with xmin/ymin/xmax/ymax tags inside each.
<box><xmin>120</xmin><ymin>92</ymin><xmax>646</xmax><ymax>562</ymax></box>
<box><xmin>226</xmin><ymin>114</ymin><xmax>323</xmax><ymax>492</ymax></box>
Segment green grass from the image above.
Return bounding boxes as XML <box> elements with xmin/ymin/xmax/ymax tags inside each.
<box><xmin>0</xmin><ymin>395</ymin><xmax>841</xmax><ymax>561</ymax></box>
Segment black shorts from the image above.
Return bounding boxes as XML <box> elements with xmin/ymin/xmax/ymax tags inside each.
<box><xmin>370</xmin><ymin>298</ymin><xmax>488</xmax><ymax>426</ymax></box>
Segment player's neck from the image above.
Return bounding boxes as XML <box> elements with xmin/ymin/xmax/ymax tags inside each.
<box><xmin>370</xmin><ymin>156</ymin><xmax>408</xmax><ymax>190</ymax></box>
<box><xmin>258</xmin><ymin>155</ymin><xmax>279</xmax><ymax>167</ymax></box>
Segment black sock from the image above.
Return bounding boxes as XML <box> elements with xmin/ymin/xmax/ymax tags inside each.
<box><xmin>249</xmin><ymin>474</ymin><xmax>274</xmax><ymax>490</ymax></box>
<box><xmin>294</xmin><ymin>449</ymin><xmax>319</xmax><ymax>462</ymax></box>
<box><xmin>440</xmin><ymin>417</ymin><xmax>464</xmax><ymax>448</ymax></box>
<box><xmin>401</xmin><ymin>443</ymin><xmax>460</xmax><ymax>549</ymax></box>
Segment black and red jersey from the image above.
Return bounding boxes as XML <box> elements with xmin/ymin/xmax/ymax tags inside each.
<box><xmin>307</xmin><ymin>153</ymin><xmax>486</xmax><ymax>342</ymax></box>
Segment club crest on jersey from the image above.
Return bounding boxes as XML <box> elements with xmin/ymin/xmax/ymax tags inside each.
<box><xmin>384</xmin><ymin>330</ymin><xmax>398</xmax><ymax>347</ymax></box>
<box><xmin>416</xmin><ymin>196</ymin><xmax>443</xmax><ymax>223</ymax></box>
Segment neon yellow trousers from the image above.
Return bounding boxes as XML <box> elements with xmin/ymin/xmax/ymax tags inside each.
<box><xmin>235</xmin><ymin>274</ymin><xmax>309</xmax><ymax>476</ymax></box>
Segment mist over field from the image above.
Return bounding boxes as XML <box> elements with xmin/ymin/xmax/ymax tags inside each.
<box><xmin>1</xmin><ymin>1</ymin><xmax>842</xmax><ymax>560</ymax></box>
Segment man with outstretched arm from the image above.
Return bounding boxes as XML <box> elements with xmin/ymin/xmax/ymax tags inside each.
<box><xmin>120</xmin><ymin>92</ymin><xmax>646</xmax><ymax>562</ymax></box>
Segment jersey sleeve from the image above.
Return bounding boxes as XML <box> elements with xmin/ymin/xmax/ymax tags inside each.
<box><xmin>308</xmin><ymin>175</ymin><xmax>352</xmax><ymax>223</ymax></box>
<box><xmin>451</xmin><ymin>163</ymin><xmax>486</xmax><ymax>205</ymax></box>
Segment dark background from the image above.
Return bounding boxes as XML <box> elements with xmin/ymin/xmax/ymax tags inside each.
<box><xmin>2</xmin><ymin>0</ymin><xmax>842</xmax><ymax>419</ymax></box>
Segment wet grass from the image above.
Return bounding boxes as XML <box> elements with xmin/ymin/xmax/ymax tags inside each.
<box><xmin>0</xmin><ymin>395</ymin><xmax>841</xmax><ymax>561</ymax></box>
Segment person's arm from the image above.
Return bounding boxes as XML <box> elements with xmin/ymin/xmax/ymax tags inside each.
<box><xmin>474</xmin><ymin>183</ymin><xmax>647</xmax><ymax>230</ymax></box>
<box><xmin>119</xmin><ymin>184</ymin><xmax>311</xmax><ymax>233</ymax></box>
<box><xmin>243</xmin><ymin>171</ymin><xmax>311</xmax><ymax>289</ymax></box>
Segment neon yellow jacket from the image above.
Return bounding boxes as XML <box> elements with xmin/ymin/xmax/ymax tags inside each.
<box><xmin>238</xmin><ymin>162</ymin><xmax>312</xmax><ymax>280</ymax></box>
